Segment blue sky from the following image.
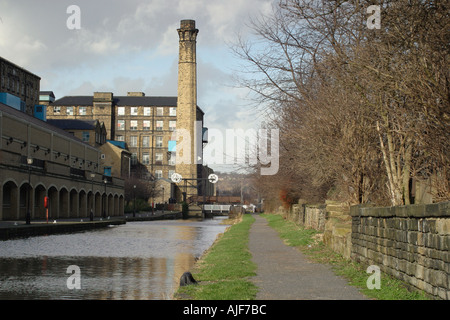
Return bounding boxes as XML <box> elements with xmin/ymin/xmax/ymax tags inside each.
<box><xmin>0</xmin><ymin>0</ymin><xmax>276</xmax><ymax>173</ymax></box>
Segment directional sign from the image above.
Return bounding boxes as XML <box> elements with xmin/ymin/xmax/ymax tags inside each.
<box><xmin>171</xmin><ymin>172</ymin><xmax>182</xmax><ymax>183</ymax></box>
<box><xmin>208</xmin><ymin>174</ymin><xmax>219</xmax><ymax>184</ymax></box>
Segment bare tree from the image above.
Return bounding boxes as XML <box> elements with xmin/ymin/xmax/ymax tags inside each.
<box><xmin>234</xmin><ymin>0</ymin><xmax>449</xmax><ymax>207</ymax></box>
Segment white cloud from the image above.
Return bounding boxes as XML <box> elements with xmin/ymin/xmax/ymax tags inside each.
<box><xmin>1</xmin><ymin>0</ymin><xmax>275</xmax><ymax>171</ymax></box>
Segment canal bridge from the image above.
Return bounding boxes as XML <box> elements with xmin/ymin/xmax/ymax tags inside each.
<box><xmin>203</xmin><ymin>204</ymin><xmax>231</xmax><ymax>216</ymax></box>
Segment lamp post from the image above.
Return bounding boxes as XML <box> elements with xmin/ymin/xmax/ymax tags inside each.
<box><xmin>103</xmin><ymin>178</ymin><xmax>107</xmax><ymax>218</ymax></box>
<box><xmin>133</xmin><ymin>185</ymin><xmax>136</xmax><ymax>217</ymax></box>
<box><xmin>26</xmin><ymin>158</ymin><xmax>33</xmax><ymax>225</ymax></box>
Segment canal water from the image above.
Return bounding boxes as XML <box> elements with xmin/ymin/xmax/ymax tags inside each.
<box><xmin>0</xmin><ymin>217</ymin><xmax>229</xmax><ymax>300</ymax></box>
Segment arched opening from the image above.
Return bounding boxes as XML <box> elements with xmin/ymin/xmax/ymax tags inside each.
<box><xmin>59</xmin><ymin>188</ymin><xmax>69</xmax><ymax>218</ymax></box>
<box><xmin>19</xmin><ymin>182</ymin><xmax>32</xmax><ymax>221</ymax></box>
<box><xmin>114</xmin><ymin>194</ymin><xmax>119</xmax><ymax>216</ymax></box>
<box><xmin>69</xmin><ymin>189</ymin><xmax>78</xmax><ymax>218</ymax></box>
<box><xmin>94</xmin><ymin>192</ymin><xmax>102</xmax><ymax>217</ymax></box>
<box><xmin>2</xmin><ymin>181</ymin><xmax>18</xmax><ymax>220</ymax></box>
<box><xmin>87</xmin><ymin>191</ymin><xmax>94</xmax><ymax>217</ymax></box>
<box><xmin>107</xmin><ymin>194</ymin><xmax>114</xmax><ymax>217</ymax></box>
<box><xmin>119</xmin><ymin>195</ymin><xmax>125</xmax><ymax>216</ymax></box>
<box><xmin>102</xmin><ymin>193</ymin><xmax>107</xmax><ymax>218</ymax></box>
<box><xmin>48</xmin><ymin>186</ymin><xmax>58</xmax><ymax>219</ymax></box>
<box><xmin>34</xmin><ymin>184</ymin><xmax>47</xmax><ymax>219</ymax></box>
<box><xmin>79</xmin><ymin>190</ymin><xmax>87</xmax><ymax>218</ymax></box>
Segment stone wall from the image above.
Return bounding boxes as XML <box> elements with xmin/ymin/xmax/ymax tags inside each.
<box><xmin>291</xmin><ymin>202</ymin><xmax>327</xmax><ymax>231</ymax></box>
<box><xmin>323</xmin><ymin>201</ymin><xmax>352</xmax><ymax>259</ymax></box>
<box><xmin>289</xmin><ymin>200</ymin><xmax>352</xmax><ymax>258</ymax></box>
<box><xmin>350</xmin><ymin>202</ymin><xmax>450</xmax><ymax>300</ymax></box>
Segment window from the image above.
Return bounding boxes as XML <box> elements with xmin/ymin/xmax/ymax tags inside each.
<box><xmin>79</xmin><ymin>107</ymin><xmax>87</xmax><ymax>115</ymax></box>
<box><xmin>156</xmin><ymin>120</ymin><xmax>163</xmax><ymax>131</ymax></box>
<box><xmin>155</xmin><ymin>170</ymin><xmax>162</xmax><ymax>179</ymax></box>
<box><xmin>103</xmin><ymin>166</ymin><xmax>112</xmax><ymax>177</ymax></box>
<box><xmin>66</xmin><ymin>107</ymin><xmax>74</xmax><ymax>115</ymax></box>
<box><xmin>144</xmin><ymin>107</ymin><xmax>151</xmax><ymax>116</ymax></box>
<box><xmin>169</xmin><ymin>120</ymin><xmax>176</xmax><ymax>131</ymax></box>
<box><xmin>116</xmin><ymin>135</ymin><xmax>124</xmax><ymax>141</ymax></box>
<box><xmin>53</xmin><ymin>106</ymin><xmax>61</xmax><ymax>114</ymax></box>
<box><xmin>143</xmin><ymin>120</ymin><xmax>150</xmax><ymax>130</ymax></box>
<box><xmin>82</xmin><ymin>131</ymin><xmax>90</xmax><ymax>142</ymax></box>
<box><xmin>131</xmin><ymin>153</ymin><xmax>137</xmax><ymax>165</ymax></box>
<box><xmin>168</xmin><ymin>153</ymin><xmax>176</xmax><ymax>166</ymax></box>
<box><xmin>169</xmin><ymin>107</ymin><xmax>176</xmax><ymax>116</ymax></box>
<box><xmin>156</xmin><ymin>107</ymin><xmax>164</xmax><ymax>116</ymax></box>
<box><xmin>117</xmin><ymin>120</ymin><xmax>125</xmax><ymax>130</ymax></box>
<box><xmin>118</xmin><ymin>107</ymin><xmax>125</xmax><ymax>115</ymax></box>
<box><xmin>142</xmin><ymin>153</ymin><xmax>150</xmax><ymax>165</ymax></box>
<box><xmin>168</xmin><ymin>170</ymin><xmax>175</xmax><ymax>179</ymax></box>
<box><xmin>131</xmin><ymin>107</ymin><xmax>138</xmax><ymax>116</ymax></box>
<box><xmin>156</xmin><ymin>136</ymin><xmax>163</xmax><ymax>148</ymax></box>
<box><xmin>130</xmin><ymin>136</ymin><xmax>137</xmax><ymax>147</ymax></box>
<box><xmin>155</xmin><ymin>153</ymin><xmax>163</xmax><ymax>165</ymax></box>
<box><xmin>142</xmin><ymin>136</ymin><xmax>150</xmax><ymax>147</ymax></box>
<box><xmin>130</xmin><ymin>120</ymin><xmax>138</xmax><ymax>130</ymax></box>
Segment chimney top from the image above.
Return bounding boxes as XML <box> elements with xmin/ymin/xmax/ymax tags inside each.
<box><xmin>180</xmin><ymin>20</ymin><xmax>196</xmax><ymax>30</ymax></box>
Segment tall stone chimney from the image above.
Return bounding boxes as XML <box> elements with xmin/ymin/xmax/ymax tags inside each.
<box><xmin>176</xmin><ymin>19</ymin><xmax>199</xmax><ymax>201</ymax></box>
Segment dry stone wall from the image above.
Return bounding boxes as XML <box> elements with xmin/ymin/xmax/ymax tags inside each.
<box><xmin>350</xmin><ymin>202</ymin><xmax>450</xmax><ymax>300</ymax></box>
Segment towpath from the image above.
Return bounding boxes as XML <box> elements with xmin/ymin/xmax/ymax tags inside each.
<box><xmin>249</xmin><ymin>214</ymin><xmax>369</xmax><ymax>300</ymax></box>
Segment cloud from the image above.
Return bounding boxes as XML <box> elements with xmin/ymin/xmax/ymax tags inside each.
<box><xmin>1</xmin><ymin>0</ymin><xmax>274</xmax><ymax>172</ymax></box>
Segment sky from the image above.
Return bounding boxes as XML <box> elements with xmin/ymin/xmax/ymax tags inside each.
<box><xmin>0</xmin><ymin>0</ymin><xmax>277</xmax><ymax>174</ymax></box>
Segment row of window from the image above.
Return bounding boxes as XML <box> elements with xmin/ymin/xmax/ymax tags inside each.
<box><xmin>68</xmin><ymin>131</ymin><xmax>105</xmax><ymax>144</ymax></box>
<box><xmin>0</xmin><ymin>74</ymin><xmax>37</xmax><ymax>99</ymax></box>
<box><xmin>116</xmin><ymin>135</ymin><xmax>166</xmax><ymax>148</ymax></box>
<box><xmin>52</xmin><ymin>106</ymin><xmax>177</xmax><ymax>116</ymax></box>
<box><xmin>130</xmin><ymin>152</ymin><xmax>176</xmax><ymax>166</ymax></box>
<box><xmin>153</xmin><ymin>169</ymin><xmax>175</xmax><ymax>179</ymax></box>
<box><xmin>118</xmin><ymin>106</ymin><xmax>176</xmax><ymax>117</ymax></box>
<box><xmin>122</xmin><ymin>135</ymin><xmax>163</xmax><ymax>148</ymax></box>
<box><xmin>117</xmin><ymin>120</ymin><xmax>176</xmax><ymax>131</ymax></box>
<box><xmin>54</xmin><ymin>106</ymin><xmax>88</xmax><ymax>115</ymax></box>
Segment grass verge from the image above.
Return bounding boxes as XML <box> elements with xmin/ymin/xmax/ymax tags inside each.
<box><xmin>261</xmin><ymin>213</ymin><xmax>430</xmax><ymax>300</ymax></box>
<box><xmin>174</xmin><ymin>214</ymin><xmax>257</xmax><ymax>300</ymax></box>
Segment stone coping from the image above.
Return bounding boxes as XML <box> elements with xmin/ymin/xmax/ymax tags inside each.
<box><xmin>350</xmin><ymin>201</ymin><xmax>450</xmax><ymax>218</ymax></box>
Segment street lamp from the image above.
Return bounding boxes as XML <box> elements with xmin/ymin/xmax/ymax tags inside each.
<box><xmin>133</xmin><ymin>185</ymin><xmax>136</xmax><ymax>217</ymax></box>
<box><xmin>26</xmin><ymin>158</ymin><xmax>33</xmax><ymax>225</ymax></box>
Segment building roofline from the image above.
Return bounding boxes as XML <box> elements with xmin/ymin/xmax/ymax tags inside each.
<box><xmin>0</xmin><ymin>102</ymin><xmax>98</xmax><ymax>152</ymax></box>
<box><xmin>0</xmin><ymin>56</ymin><xmax>41</xmax><ymax>80</ymax></box>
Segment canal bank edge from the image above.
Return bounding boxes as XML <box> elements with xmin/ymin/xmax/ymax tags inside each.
<box><xmin>174</xmin><ymin>214</ymin><xmax>257</xmax><ymax>300</ymax></box>
<box><xmin>0</xmin><ymin>211</ymin><xmax>186</xmax><ymax>241</ymax></box>
<box><xmin>0</xmin><ymin>219</ymin><xmax>126</xmax><ymax>240</ymax></box>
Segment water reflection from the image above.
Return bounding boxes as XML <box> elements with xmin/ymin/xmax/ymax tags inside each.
<box><xmin>0</xmin><ymin>218</ymin><xmax>228</xmax><ymax>300</ymax></box>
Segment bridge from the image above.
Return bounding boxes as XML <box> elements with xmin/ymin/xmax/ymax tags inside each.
<box><xmin>186</xmin><ymin>203</ymin><xmax>236</xmax><ymax>218</ymax></box>
<box><xmin>203</xmin><ymin>204</ymin><xmax>231</xmax><ymax>216</ymax></box>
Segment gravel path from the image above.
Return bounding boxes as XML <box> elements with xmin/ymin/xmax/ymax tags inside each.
<box><xmin>249</xmin><ymin>214</ymin><xmax>369</xmax><ymax>300</ymax></box>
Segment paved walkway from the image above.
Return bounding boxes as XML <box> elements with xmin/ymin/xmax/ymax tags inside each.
<box><xmin>249</xmin><ymin>214</ymin><xmax>369</xmax><ymax>300</ymax></box>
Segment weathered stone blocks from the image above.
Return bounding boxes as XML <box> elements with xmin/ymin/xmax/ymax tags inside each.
<box><xmin>351</xmin><ymin>201</ymin><xmax>450</xmax><ymax>300</ymax></box>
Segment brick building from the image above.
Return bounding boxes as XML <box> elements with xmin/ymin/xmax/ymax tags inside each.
<box><xmin>45</xmin><ymin>20</ymin><xmax>214</xmax><ymax>202</ymax></box>
<box><xmin>0</xmin><ymin>56</ymin><xmax>41</xmax><ymax>115</ymax></box>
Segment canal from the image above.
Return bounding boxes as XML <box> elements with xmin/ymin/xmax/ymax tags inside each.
<box><xmin>0</xmin><ymin>217</ymin><xmax>229</xmax><ymax>300</ymax></box>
